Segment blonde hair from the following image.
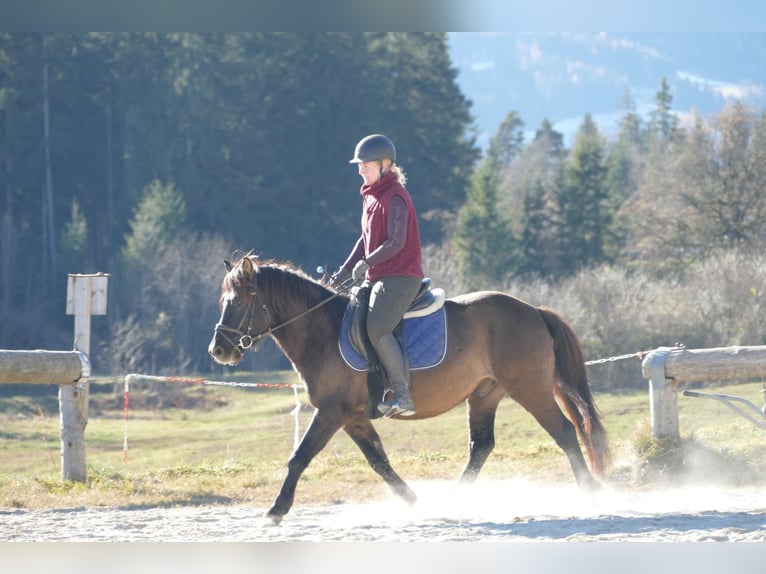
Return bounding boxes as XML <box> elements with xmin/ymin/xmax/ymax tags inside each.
<box><xmin>386</xmin><ymin>161</ymin><xmax>407</xmax><ymax>185</ymax></box>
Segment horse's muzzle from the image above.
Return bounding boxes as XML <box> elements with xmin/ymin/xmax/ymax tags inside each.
<box><xmin>208</xmin><ymin>336</ymin><xmax>243</xmax><ymax>366</ymax></box>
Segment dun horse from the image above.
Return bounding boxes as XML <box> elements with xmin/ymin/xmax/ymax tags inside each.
<box><xmin>208</xmin><ymin>254</ymin><xmax>610</xmax><ymax>524</ymax></box>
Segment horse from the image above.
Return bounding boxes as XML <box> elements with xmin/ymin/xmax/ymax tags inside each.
<box><xmin>208</xmin><ymin>254</ymin><xmax>611</xmax><ymax>525</ymax></box>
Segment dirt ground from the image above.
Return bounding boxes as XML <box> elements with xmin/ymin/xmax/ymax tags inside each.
<box><xmin>2</xmin><ymin>479</ymin><xmax>765</xmax><ymax>542</ymax></box>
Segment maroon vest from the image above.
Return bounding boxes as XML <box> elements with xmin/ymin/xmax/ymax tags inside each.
<box><xmin>360</xmin><ymin>172</ymin><xmax>424</xmax><ymax>281</ymax></box>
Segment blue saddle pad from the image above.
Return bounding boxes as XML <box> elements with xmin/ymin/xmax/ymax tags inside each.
<box><xmin>339</xmin><ymin>307</ymin><xmax>448</xmax><ymax>372</ymax></box>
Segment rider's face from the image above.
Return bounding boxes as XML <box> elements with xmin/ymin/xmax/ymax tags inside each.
<box><xmin>358</xmin><ymin>161</ymin><xmax>382</xmax><ymax>186</ymax></box>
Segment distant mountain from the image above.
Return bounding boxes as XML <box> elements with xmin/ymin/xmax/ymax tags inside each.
<box><xmin>447</xmin><ymin>32</ymin><xmax>766</xmax><ymax>148</ymax></box>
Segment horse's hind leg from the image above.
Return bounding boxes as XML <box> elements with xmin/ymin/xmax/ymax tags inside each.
<box><xmin>344</xmin><ymin>417</ymin><xmax>417</xmax><ymax>505</ymax></box>
<box><xmin>523</xmin><ymin>395</ymin><xmax>600</xmax><ymax>492</ymax></box>
<box><xmin>459</xmin><ymin>382</ymin><xmax>505</xmax><ymax>485</ymax></box>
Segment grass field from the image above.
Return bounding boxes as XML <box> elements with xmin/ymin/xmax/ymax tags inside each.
<box><xmin>1</xmin><ymin>371</ymin><xmax>765</xmax><ymax>511</ymax></box>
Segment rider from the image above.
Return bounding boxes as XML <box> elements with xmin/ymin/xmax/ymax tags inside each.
<box><xmin>331</xmin><ymin>134</ymin><xmax>424</xmax><ymax>418</ymax></box>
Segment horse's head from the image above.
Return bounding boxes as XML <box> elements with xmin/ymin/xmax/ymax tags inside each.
<box><xmin>208</xmin><ymin>255</ymin><xmax>272</xmax><ymax>365</ymax></box>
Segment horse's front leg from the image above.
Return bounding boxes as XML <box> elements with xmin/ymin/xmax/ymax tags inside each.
<box><xmin>344</xmin><ymin>417</ymin><xmax>417</xmax><ymax>505</ymax></box>
<box><xmin>266</xmin><ymin>408</ymin><xmax>344</xmax><ymax>525</ymax></box>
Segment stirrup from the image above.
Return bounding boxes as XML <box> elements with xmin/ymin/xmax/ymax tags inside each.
<box><xmin>377</xmin><ymin>399</ymin><xmax>415</xmax><ymax>418</ymax></box>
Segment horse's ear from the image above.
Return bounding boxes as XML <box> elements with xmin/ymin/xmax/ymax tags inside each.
<box><xmin>241</xmin><ymin>256</ymin><xmax>254</xmax><ymax>277</ymax></box>
<box><xmin>224</xmin><ymin>259</ymin><xmax>233</xmax><ymax>272</ymax></box>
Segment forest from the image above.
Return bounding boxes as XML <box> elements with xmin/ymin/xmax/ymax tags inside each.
<box><xmin>2</xmin><ymin>33</ymin><xmax>766</xmax><ymax>389</ymax></box>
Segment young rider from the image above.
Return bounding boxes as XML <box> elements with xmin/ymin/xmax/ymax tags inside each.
<box><xmin>331</xmin><ymin>134</ymin><xmax>424</xmax><ymax>417</ymax></box>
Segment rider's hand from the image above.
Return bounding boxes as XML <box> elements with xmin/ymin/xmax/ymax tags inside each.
<box><xmin>352</xmin><ymin>259</ymin><xmax>369</xmax><ymax>284</ymax></box>
<box><xmin>330</xmin><ymin>267</ymin><xmax>351</xmax><ymax>288</ymax></box>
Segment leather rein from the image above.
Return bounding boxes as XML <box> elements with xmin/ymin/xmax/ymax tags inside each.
<box><xmin>214</xmin><ymin>277</ymin><xmax>351</xmax><ymax>352</ymax></box>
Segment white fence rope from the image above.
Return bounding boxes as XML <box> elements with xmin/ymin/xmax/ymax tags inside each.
<box><xmin>101</xmin><ymin>351</ymin><xmax>648</xmax><ymax>464</ymax></box>
<box><xmin>117</xmin><ymin>373</ymin><xmax>304</xmax><ymax>463</ymax></box>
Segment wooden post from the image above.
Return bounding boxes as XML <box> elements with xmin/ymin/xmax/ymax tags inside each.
<box><xmin>641</xmin><ymin>347</ymin><xmax>681</xmax><ymax>440</ymax></box>
<box><xmin>0</xmin><ymin>350</ymin><xmax>87</xmax><ymax>384</ymax></box>
<box><xmin>61</xmin><ymin>273</ymin><xmax>108</xmax><ymax>482</ymax></box>
<box><xmin>662</xmin><ymin>345</ymin><xmax>766</xmax><ymax>382</ymax></box>
<box><xmin>641</xmin><ymin>344</ymin><xmax>766</xmax><ymax>440</ymax></box>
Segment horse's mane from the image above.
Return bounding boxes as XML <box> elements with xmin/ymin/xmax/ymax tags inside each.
<box><xmin>251</xmin><ymin>256</ymin><xmax>322</xmax><ymax>296</ymax></box>
<box><xmin>222</xmin><ymin>255</ymin><xmax>306</xmax><ymax>291</ymax></box>
<box><xmin>229</xmin><ymin>255</ymin><xmax>343</xmax><ymax>318</ymax></box>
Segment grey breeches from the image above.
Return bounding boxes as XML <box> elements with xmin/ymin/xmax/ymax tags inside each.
<box><xmin>366</xmin><ymin>275</ymin><xmax>422</xmax><ymax>344</ymax></box>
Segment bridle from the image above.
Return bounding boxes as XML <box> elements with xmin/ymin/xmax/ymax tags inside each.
<box><xmin>213</xmin><ymin>287</ymin><xmax>273</xmax><ymax>352</ymax></box>
<box><xmin>213</xmin><ymin>275</ymin><xmax>351</xmax><ymax>354</ymax></box>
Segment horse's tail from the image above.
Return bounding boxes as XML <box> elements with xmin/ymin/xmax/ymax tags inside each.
<box><xmin>537</xmin><ymin>307</ymin><xmax>611</xmax><ymax>477</ymax></box>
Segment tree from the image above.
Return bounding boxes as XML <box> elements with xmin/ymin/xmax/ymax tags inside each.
<box><xmin>619</xmin><ymin>102</ymin><xmax>766</xmax><ymax>270</ymax></box>
<box><xmin>367</xmin><ymin>33</ymin><xmax>479</xmax><ymax>242</ymax></box>
<box><xmin>486</xmin><ymin>110</ymin><xmax>524</xmax><ymax>172</ymax></box>
<box><xmin>60</xmin><ymin>197</ymin><xmax>88</xmax><ymax>274</ymax></box>
<box><xmin>41</xmin><ymin>34</ymin><xmax>57</xmax><ymax>294</ymax></box>
<box><xmin>533</xmin><ymin>117</ymin><xmax>565</xmax><ymax>159</ymax></box>
<box><xmin>122</xmin><ymin>180</ymin><xmax>187</xmax><ymax>269</ymax></box>
<box><xmin>0</xmin><ymin>33</ymin><xmax>71</xmax><ymax>348</ymax></box>
<box><xmin>608</xmin><ymin>89</ymin><xmax>645</xmax><ymax>200</ymax></box>
<box><xmin>517</xmin><ymin>180</ymin><xmax>551</xmax><ymax>277</ymax></box>
<box><xmin>120</xmin><ymin>178</ymin><xmax>188</xmax><ymax>316</ymax></box>
<box><xmin>227</xmin><ymin>33</ymin><xmax>373</xmax><ymax>266</ymax></box>
<box><xmin>113</xmin><ymin>179</ymin><xmax>228</xmax><ymax>373</ymax></box>
<box><xmin>647</xmin><ymin>76</ymin><xmax>681</xmax><ymax>152</ymax></box>
<box><xmin>454</xmin><ymin>109</ymin><xmax>523</xmax><ymax>286</ymax></box>
<box><xmin>502</xmin><ymin>118</ymin><xmax>565</xmax><ymax>277</ymax></box>
<box><xmin>105</xmin><ymin>230</ymin><xmax>231</xmax><ymax>374</ymax></box>
<box><xmin>617</xmin><ymin>88</ymin><xmax>644</xmax><ymax>149</ymax></box>
<box><xmin>606</xmin><ymin>89</ymin><xmax>646</xmax><ymax>259</ymax></box>
<box><xmin>677</xmin><ymin>102</ymin><xmax>766</xmax><ymax>252</ymax></box>
<box><xmin>488</xmin><ymin>110</ymin><xmax>526</xmax><ymax>249</ymax></box>
<box><xmin>555</xmin><ymin>114</ymin><xmax>613</xmax><ymax>275</ymax></box>
<box><xmin>454</xmin><ymin>160</ymin><xmax>516</xmax><ymax>286</ymax></box>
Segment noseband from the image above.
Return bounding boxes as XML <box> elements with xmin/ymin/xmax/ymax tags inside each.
<box><xmin>214</xmin><ymin>276</ymin><xmax>347</xmax><ymax>354</ymax></box>
<box><xmin>213</xmin><ymin>286</ymin><xmax>273</xmax><ymax>353</ymax></box>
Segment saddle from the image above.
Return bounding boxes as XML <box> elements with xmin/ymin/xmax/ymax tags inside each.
<box><xmin>342</xmin><ymin>278</ymin><xmax>446</xmax><ymax>418</ymax></box>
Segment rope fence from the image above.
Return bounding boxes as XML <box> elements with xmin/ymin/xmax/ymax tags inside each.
<box><xmin>585</xmin><ymin>351</ymin><xmax>648</xmax><ymax>366</ymax></box>
<box><xmin>90</xmin><ymin>350</ymin><xmax>649</xmax><ymax>464</ymax></box>
<box><xmin>93</xmin><ymin>373</ymin><xmax>305</xmax><ymax>463</ymax></box>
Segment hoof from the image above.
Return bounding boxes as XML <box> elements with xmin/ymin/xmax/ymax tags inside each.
<box><xmin>263</xmin><ymin>511</ymin><xmax>283</xmax><ymax>526</ymax></box>
<box><xmin>579</xmin><ymin>476</ymin><xmax>602</xmax><ymax>495</ymax></box>
<box><xmin>401</xmin><ymin>488</ymin><xmax>418</xmax><ymax>506</ymax></box>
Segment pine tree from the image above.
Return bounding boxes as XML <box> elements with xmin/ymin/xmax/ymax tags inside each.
<box><xmin>605</xmin><ymin>89</ymin><xmax>646</xmax><ymax>259</ymax></box>
<box><xmin>517</xmin><ymin>180</ymin><xmax>549</xmax><ymax>277</ymax></box>
<box><xmin>122</xmin><ymin>179</ymin><xmax>187</xmax><ymax>269</ymax></box>
<box><xmin>454</xmin><ymin>108</ymin><xmax>525</xmax><ymax>286</ymax></box>
<box><xmin>647</xmin><ymin>76</ymin><xmax>682</xmax><ymax>152</ymax></box>
<box><xmin>455</xmin><ymin>160</ymin><xmax>516</xmax><ymax>286</ymax></box>
<box><xmin>556</xmin><ymin>114</ymin><xmax>612</xmax><ymax>275</ymax></box>
<box><xmin>487</xmin><ymin>110</ymin><xmax>524</xmax><ymax>172</ymax></box>
<box><xmin>366</xmin><ymin>33</ymin><xmax>479</xmax><ymax>242</ymax></box>
<box><xmin>503</xmin><ymin>117</ymin><xmax>565</xmax><ymax>277</ymax></box>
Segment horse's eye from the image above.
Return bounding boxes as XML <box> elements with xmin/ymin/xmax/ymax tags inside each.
<box><xmin>231</xmin><ymin>297</ymin><xmax>245</xmax><ymax>309</ymax></box>
<box><xmin>223</xmin><ymin>292</ymin><xmax>242</xmax><ymax>309</ymax></box>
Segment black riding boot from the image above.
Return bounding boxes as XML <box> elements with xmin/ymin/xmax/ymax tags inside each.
<box><xmin>374</xmin><ymin>332</ymin><xmax>415</xmax><ymax>418</ymax></box>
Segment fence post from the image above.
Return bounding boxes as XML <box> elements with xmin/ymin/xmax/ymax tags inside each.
<box><xmin>641</xmin><ymin>347</ymin><xmax>681</xmax><ymax>441</ymax></box>
<box><xmin>61</xmin><ymin>273</ymin><xmax>108</xmax><ymax>482</ymax></box>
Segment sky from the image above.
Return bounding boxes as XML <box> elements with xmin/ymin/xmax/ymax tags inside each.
<box><xmin>452</xmin><ymin>0</ymin><xmax>766</xmax><ymax>32</ymax></box>
<box><xmin>448</xmin><ymin>32</ymin><xmax>766</xmax><ymax>148</ymax></box>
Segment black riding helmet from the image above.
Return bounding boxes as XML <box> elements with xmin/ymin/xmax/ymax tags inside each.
<box><xmin>349</xmin><ymin>134</ymin><xmax>396</xmax><ymax>164</ymax></box>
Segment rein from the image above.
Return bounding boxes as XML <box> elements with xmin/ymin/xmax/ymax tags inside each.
<box><xmin>215</xmin><ymin>276</ymin><xmax>353</xmax><ymax>351</ymax></box>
